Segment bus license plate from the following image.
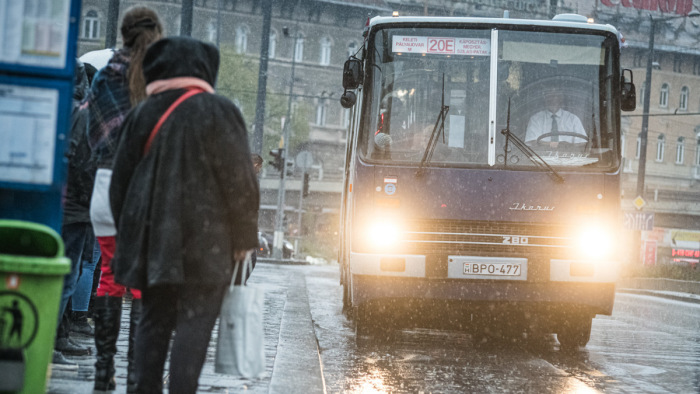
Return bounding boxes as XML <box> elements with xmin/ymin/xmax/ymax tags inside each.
<box><xmin>464</xmin><ymin>262</ymin><xmax>521</xmax><ymax>276</ymax></box>
<box><xmin>448</xmin><ymin>256</ymin><xmax>527</xmax><ymax>280</ymax></box>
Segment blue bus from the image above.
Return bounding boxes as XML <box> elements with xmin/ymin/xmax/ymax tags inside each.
<box><xmin>338</xmin><ymin>14</ymin><xmax>636</xmax><ymax>349</ymax></box>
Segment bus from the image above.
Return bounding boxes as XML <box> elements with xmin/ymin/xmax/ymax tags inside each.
<box><xmin>338</xmin><ymin>13</ymin><xmax>636</xmax><ymax>349</ymax></box>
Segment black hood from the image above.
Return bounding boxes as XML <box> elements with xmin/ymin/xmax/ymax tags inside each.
<box><xmin>142</xmin><ymin>37</ymin><xmax>219</xmax><ymax>86</ymax></box>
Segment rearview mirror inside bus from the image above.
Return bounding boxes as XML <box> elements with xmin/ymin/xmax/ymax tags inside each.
<box><xmin>342</xmin><ymin>58</ymin><xmax>363</xmax><ymax>90</ymax></box>
<box><xmin>621</xmin><ymin>69</ymin><xmax>636</xmax><ymax>112</ymax></box>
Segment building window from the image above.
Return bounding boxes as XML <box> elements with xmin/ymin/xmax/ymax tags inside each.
<box><xmin>680</xmin><ymin>86</ymin><xmax>689</xmax><ymax>111</ymax></box>
<box><xmin>676</xmin><ymin>137</ymin><xmax>685</xmax><ymax>164</ymax></box>
<box><xmin>621</xmin><ymin>134</ymin><xmax>626</xmax><ymax>156</ymax></box>
<box><xmin>342</xmin><ymin>108</ymin><xmax>351</xmax><ymax>128</ymax></box>
<box><xmin>633</xmin><ymin>51</ymin><xmax>643</xmax><ymax>68</ymax></box>
<box><xmin>696</xmin><ymin>134</ymin><xmax>700</xmax><ymax>166</ymax></box>
<box><xmin>659</xmin><ymin>83</ymin><xmax>669</xmax><ymax>108</ymax></box>
<box><xmin>294</xmin><ymin>35</ymin><xmax>305</xmax><ymax>62</ymax></box>
<box><xmin>347</xmin><ymin>41</ymin><xmax>358</xmax><ymax>57</ymax></box>
<box><xmin>316</xmin><ymin>101</ymin><xmax>327</xmax><ymax>126</ymax></box>
<box><xmin>656</xmin><ymin>134</ymin><xmax>665</xmax><ymax>162</ymax></box>
<box><xmin>235</xmin><ymin>26</ymin><xmax>248</xmax><ymax>53</ymax></box>
<box><xmin>673</xmin><ymin>54</ymin><xmax>682</xmax><ymax>73</ymax></box>
<box><xmin>208</xmin><ymin>20</ymin><xmax>217</xmax><ymax>43</ymax></box>
<box><xmin>269</xmin><ymin>31</ymin><xmax>277</xmax><ymax>59</ymax></box>
<box><xmin>319</xmin><ymin>37</ymin><xmax>331</xmax><ymax>66</ymax></box>
<box><xmin>636</xmin><ymin>133</ymin><xmax>641</xmax><ymax>159</ymax></box>
<box><xmin>82</xmin><ymin>10</ymin><xmax>100</xmax><ymax>39</ymax></box>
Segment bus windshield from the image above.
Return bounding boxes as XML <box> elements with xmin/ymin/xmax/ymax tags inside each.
<box><xmin>360</xmin><ymin>26</ymin><xmax>620</xmax><ymax>171</ymax></box>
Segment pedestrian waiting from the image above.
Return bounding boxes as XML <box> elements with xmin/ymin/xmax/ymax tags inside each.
<box><xmin>109</xmin><ymin>36</ymin><xmax>260</xmax><ymax>394</ymax></box>
<box><xmin>82</xmin><ymin>6</ymin><xmax>163</xmax><ymax>392</ymax></box>
<box><xmin>53</xmin><ymin>59</ymin><xmax>93</xmax><ymax>365</ymax></box>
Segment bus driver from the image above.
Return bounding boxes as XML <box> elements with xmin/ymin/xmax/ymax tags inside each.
<box><xmin>525</xmin><ymin>90</ymin><xmax>587</xmax><ymax>148</ymax></box>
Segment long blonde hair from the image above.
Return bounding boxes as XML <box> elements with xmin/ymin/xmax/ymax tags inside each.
<box><xmin>120</xmin><ymin>7</ymin><xmax>163</xmax><ymax>106</ymax></box>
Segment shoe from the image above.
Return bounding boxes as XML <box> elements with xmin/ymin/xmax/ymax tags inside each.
<box><xmin>52</xmin><ymin>350</ymin><xmax>76</xmax><ymax>365</ymax></box>
<box><xmin>55</xmin><ymin>336</ymin><xmax>91</xmax><ymax>356</ymax></box>
<box><xmin>93</xmin><ymin>296</ymin><xmax>122</xmax><ymax>392</ymax></box>
<box><xmin>71</xmin><ymin>311</ymin><xmax>95</xmax><ymax>336</ymax></box>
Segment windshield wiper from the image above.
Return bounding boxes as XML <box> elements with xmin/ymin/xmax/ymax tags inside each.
<box><xmin>416</xmin><ymin>73</ymin><xmax>449</xmax><ymax>177</ymax></box>
<box><xmin>501</xmin><ymin>97</ymin><xmax>564</xmax><ymax>183</ymax></box>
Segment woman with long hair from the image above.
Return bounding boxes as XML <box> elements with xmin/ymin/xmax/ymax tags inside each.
<box><xmin>84</xmin><ymin>6</ymin><xmax>163</xmax><ymax>392</ymax></box>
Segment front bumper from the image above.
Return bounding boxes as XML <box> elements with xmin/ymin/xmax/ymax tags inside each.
<box><xmin>349</xmin><ymin>252</ymin><xmax>618</xmax><ymax>315</ymax></box>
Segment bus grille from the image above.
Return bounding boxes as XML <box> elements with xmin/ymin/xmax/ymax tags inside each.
<box><xmin>400</xmin><ymin>219</ymin><xmax>574</xmax><ymax>258</ymax></box>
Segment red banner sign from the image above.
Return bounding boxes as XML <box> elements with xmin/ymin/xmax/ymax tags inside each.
<box><xmin>672</xmin><ymin>248</ymin><xmax>700</xmax><ymax>258</ymax></box>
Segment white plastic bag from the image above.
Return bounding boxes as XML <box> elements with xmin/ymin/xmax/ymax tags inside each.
<box><xmin>215</xmin><ymin>252</ymin><xmax>265</xmax><ymax>378</ymax></box>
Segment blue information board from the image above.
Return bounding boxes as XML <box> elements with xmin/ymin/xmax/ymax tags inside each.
<box><xmin>0</xmin><ymin>0</ymin><xmax>82</xmax><ymax>232</ymax></box>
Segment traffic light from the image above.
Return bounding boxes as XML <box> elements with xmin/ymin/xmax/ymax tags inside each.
<box><xmin>302</xmin><ymin>173</ymin><xmax>310</xmax><ymax>197</ymax></box>
<box><xmin>285</xmin><ymin>160</ymin><xmax>295</xmax><ymax>176</ymax></box>
<box><xmin>269</xmin><ymin>148</ymin><xmax>285</xmax><ymax>171</ymax></box>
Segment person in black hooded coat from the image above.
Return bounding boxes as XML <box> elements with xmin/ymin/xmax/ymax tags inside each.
<box><xmin>109</xmin><ymin>37</ymin><xmax>259</xmax><ymax>393</ymax></box>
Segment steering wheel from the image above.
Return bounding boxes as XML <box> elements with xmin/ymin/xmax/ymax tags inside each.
<box><xmin>536</xmin><ymin>131</ymin><xmax>589</xmax><ymax>145</ymax></box>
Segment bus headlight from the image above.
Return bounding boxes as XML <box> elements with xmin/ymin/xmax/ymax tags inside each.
<box><xmin>575</xmin><ymin>224</ymin><xmax>614</xmax><ymax>259</ymax></box>
<box><xmin>366</xmin><ymin>221</ymin><xmax>401</xmax><ymax>249</ymax></box>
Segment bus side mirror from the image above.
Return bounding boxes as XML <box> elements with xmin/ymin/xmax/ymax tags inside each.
<box><xmin>342</xmin><ymin>58</ymin><xmax>363</xmax><ymax>90</ymax></box>
<box><xmin>621</xmin><ymin>69</ymin><xmax>636</xmax><ymax>112</ymax></box>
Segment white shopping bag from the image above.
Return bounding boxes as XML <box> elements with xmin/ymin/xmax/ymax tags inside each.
<box><xmin>215</xmin><ymin>253</ymin><xmax>265</xmax><ymax>378</ymax></box>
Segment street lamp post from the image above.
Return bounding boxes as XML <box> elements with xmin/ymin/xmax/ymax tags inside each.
<box><xmin>104</xmin><ymin>0</ymin><xmax>120</xmax><ymax>48</ymax></box>
<box><xmin>252</xmin><ymin>0</ymin><xmax>273</xmax><ymax>155</ymax></box>
<box><xmin>272</xmin><ymin>27</ymin><xmax>299</xmax><ymax>259</ymax></box>
<box><xmin>635</xmin><ymin>15</ymin><xmax>656</xmax><ymax>199</ymax></box>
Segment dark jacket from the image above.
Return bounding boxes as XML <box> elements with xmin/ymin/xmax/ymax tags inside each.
<box><xmin>63</xmin><ymin>60</ymin><xmax>96</xmax><ymax>225</ymax></box>
<box><xmin>110</xmin><ymin>37</ymin><xmax>259</xmax><ymax>289</ymax></box>
<box><xmin>85</xmin><ymin>49</ymin><xmax>132</xmax><ymax>169</ymax></box>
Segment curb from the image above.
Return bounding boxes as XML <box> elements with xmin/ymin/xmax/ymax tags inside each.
<box><xmin>616</xmin><ymin>277</ymin><xmax>700</xmax><ymax>295</ymax></box>
<box><xmin>257</xmin><ymin>257</ymin><xmax>311</xmax><ymax>265</ymax></box>
<box><xmin>268</xmin><ymin>271</ymin><xmax>326</xmax><ymax>394</ymax></box>
<box><xmin>616</xmin><ymin>288</ymin><xmax>700</xmax><ymax>304</ymax></box>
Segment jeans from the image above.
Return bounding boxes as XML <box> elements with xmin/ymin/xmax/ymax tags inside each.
<box><xmin>59</xmin><ymin>222</ymin><xmax>93</xmax><ymax>323</ymax></box>
<box><xmin>72</xmin><ymin>234</ymin><xmax>100</xmax><ymax>312</ymax></box>
<box><xmin>133</xmin><ymin>283</ymin><xmax>227</xmax><ymax>394</ymax></box>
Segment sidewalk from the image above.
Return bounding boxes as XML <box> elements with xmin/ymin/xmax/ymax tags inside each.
<box><xmin>47</xmin><ymin>263</ymin><xmax>326</xmax><ymax>394</ymax></box>
<box><xmin>616</xmin><ymin>277</ymin><xmax>700</xmax><ymax>304</ymax></box>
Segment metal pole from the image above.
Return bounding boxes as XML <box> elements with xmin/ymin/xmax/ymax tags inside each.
<box><xmin>273</xmin><ymin>33</ymin><xmax>298</xmax><ymax>259</ymax></box>
<box><xmin>216</xmin><ymin>0</ymin><xmax>222</xmax><ymax>48</ymax></box>
<box><xmin>180</xmin><ymin>0</ymin><xmax>193</xmax><ymax>37</ymax></box>
<box><xmin>104</xmin><ymin>0</ymin><xmax>120</xmax><ymax>48</ymax></box>
<box><xmin>253</xmin><ymin>0</ymin><xmax>273</xmax><ymax>155</ymax></box>
<box><xmin>636</xmin><ymin>15</ymin><xmax>655</xmax><ymax>198</ymax></box>
<box><xmin>295</xmin><ymin>169</ymin><xmax>306</xmax><ymax>255</ymax></box>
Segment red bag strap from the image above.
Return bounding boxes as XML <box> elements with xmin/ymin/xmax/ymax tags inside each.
<box><xmin>143</xmin><ymin>88</ymin><xmax>204</xmax><ymax>155</ymax></box>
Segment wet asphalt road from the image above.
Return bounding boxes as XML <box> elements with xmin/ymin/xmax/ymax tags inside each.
<box><xmin>304</xmin><ymin>264</ymin><xmax>700</xmax><ymax>393</ymax></box>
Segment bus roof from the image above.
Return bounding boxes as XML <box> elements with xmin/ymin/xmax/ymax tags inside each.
<box><xmin>368</xmin><ymin>15</ymin><xmax>620</xmax><ymax>38</ymax></box>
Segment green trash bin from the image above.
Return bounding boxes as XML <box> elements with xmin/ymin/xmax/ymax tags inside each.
<box><xmin>0</xmin><ymin>220</ymin><xmax>70</xmax><ymax>393</ymax></box>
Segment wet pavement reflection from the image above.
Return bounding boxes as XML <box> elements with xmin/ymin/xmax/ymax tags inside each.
<box><xmin>304</xmin><ymin>265</ymin><xmax>700</xmax><ymax>393</ymax></box>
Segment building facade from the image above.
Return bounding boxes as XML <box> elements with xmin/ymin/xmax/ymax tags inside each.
<box><xmin>588</xmin><ymin>1</ymin><xmax>700</xmax><ymax>264</ymax></box>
